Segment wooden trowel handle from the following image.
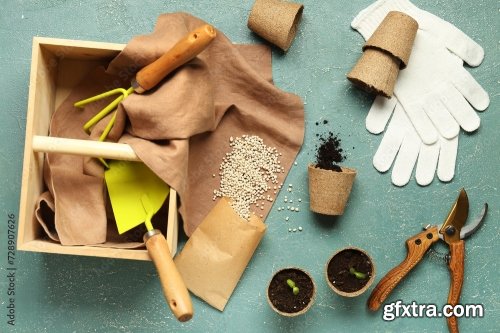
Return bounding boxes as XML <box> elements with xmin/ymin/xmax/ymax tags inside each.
<box><xmin>133</xmin><ymin>24</ymin><xmax>217</xmax><ymax>93</ymax></box>
<box><xmin>145</xmin><ymin>230</ymin><xmax>193</xmax><ymax>322</ymax></box>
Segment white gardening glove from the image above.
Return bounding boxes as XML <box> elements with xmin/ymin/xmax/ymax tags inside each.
<box><xmin>352</xmin><ymin>0</ymin><xmax>489</xmax><ymax>186</ymax></box>
<box><xmin>371</xmin><ymin>96</ymin><xmax>458</xmax><ymax>186</ymax></box>
<box><xmin>352</xmin><ymin>0</ymin><xmax>490</xmax><ymax>145</ymax></box>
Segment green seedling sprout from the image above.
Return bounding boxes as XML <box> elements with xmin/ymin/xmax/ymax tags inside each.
<box><xmin>286</xmin><ymin>279</ymin><xmax>300</xmax><ymax>295</ymax></box>
<box><xmin>349</xmin><ymin>267</ymin><xmax>367</xmax><ymax>280</ymax></box>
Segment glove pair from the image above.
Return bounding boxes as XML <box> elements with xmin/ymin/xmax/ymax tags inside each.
<box><xmin>352</xmin><ymin>0</ymin><xmax>489</xmax><ymax>186</ymax></box>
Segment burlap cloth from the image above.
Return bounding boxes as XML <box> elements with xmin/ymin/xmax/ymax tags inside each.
<box><xmin>35</xmin><ymin>13</ymin><xmax>304</xmax><ymax>246</ymax></box>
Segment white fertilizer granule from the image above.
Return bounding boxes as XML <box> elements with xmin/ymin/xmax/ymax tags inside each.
<box><xmin>213</xmin><ymin>135</ymin><xmax>283</xmax><ymax>220</ymax></box>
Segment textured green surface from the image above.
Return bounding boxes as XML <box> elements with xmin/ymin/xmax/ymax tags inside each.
<box><xmin>0</xmin><ymin>1</ymin><xmax>498</xmax><ymax>332</ymax></box>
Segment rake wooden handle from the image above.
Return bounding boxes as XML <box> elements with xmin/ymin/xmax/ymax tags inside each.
<box><xmin>367</xmin><ymin>227</ymin><xmax>440</xmax><ymax>311</ymax></box>
<box><xmin>446</xmin><ymin>241</ymin><xmax>465</xmax><ymax>333</ymax></box>
<box><xmin>145</xmin><ymin>230</ymin><xmax>193</xmax><ymax>322</ymax></box>
<box><xmin>133</xmin><ymin>24</ymin><xmax>216</xmax><ymax>93</ymax></box>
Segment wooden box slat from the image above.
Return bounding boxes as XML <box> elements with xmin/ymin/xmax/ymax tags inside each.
<box><xmin>18</xmin><ymin>37</ymin><xmax>178</xmax><ymax>261</ymax></box>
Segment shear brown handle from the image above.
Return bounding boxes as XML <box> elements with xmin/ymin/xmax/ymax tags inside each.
<box><xmin>446</xmin><ymin>240</ymin><xmax>465</xmax><ymax>333</ymax></box>
<box><xmin>133</xmin><ymin>24</ymin><xmax>216</xmax><ymax>93</ymax></box>
<box><xmin>145</xmin><ymin>230</ymin><xmax>193</xmax><ymax>322</ymax></box>
<box><xmin>368</xmin><ymin>227</ymin><xmax>440</xmax><ymax>311</ymax></box>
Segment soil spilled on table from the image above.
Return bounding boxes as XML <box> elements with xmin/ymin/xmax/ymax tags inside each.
<box><xmin>268</xmin><ymin>268</ymin><xmax>314</xmax><ymax>313</ymax></box>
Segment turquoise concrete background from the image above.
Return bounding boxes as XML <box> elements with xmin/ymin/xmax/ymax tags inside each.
<box><xmin>0</xmin><ymin>0</ymin><xmax>498</xmax><ymax>332</ymax></box>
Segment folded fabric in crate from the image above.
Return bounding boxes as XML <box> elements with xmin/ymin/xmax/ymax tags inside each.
<box><xmin>35</xmin><ymin>12</ymin><xmax>304</xmax><ymax>245</ymax></box>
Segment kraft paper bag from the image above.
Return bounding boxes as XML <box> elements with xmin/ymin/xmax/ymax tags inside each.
<box><xmin>174</xmin><ymin>197</ymin><xmax>267</xmax><ymax>311</ymax></box>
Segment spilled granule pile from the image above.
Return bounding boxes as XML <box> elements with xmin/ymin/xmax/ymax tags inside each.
<box><xmin>213</xmin><ymin>135</ymin><xmax>284</xmax><ymax>220</ymax></box>
<box><xmin>315</xmin><ymin>132</ymin><xmax>345</xmax><ymax>172</ymax></box>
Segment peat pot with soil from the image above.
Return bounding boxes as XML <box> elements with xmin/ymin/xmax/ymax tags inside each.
<box><xmin>308</xmin><ymin>132</ymin><xmax>356</xmax><ymax>215</ymax></box>
<box><xmin>325</xmin><ymin>247</ymin><xmax>375</xmax><ymax>297</ymax></box>
<box><xmin>267</xmin><ymin>267</ymin><xmax>316</xmax><ymax>316</ymax></box>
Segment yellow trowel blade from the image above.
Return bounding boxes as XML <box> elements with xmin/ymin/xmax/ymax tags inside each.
<box><xmin>104</xmin><ymin>161</ymin><xmax>169</xmax><ymax>234</ymax></box>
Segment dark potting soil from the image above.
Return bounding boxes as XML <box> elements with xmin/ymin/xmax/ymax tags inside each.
<box><xmin>327</xmin><ymin>249</ymin><xmax>373</xmax><ymax>293</ymax></box>
<box><xmin>268</xmin><ymin>269</ymin><xmax>314</xmax><ymax>313</ymax></box>
<box><xmin>315</xmin><ymin>132</ymin><xmax>345</xmax><ymax>172</ymax></box>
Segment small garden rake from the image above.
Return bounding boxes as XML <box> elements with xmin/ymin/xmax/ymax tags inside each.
<box><xmin>75</xmin><ymin>24</ymin><xmax>216</xmax><ymax>149</ymax></box>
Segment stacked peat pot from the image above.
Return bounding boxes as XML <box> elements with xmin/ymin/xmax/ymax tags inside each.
<box><xmin>347</xmin><ymin>11</ymin><xmax>418</xmax><ymax>97</ymax></box>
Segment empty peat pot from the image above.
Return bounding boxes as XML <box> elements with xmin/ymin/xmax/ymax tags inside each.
<box><xmin>267</xmin><ymin>267</ymin><xmax>316</xmax><ymax>316</ymax></box>
<box><xmin>325</xmin><ymin>247</ymin><xmax>375</xmax><ymax>297</ymax></box>
<box><xmin>247</xmin><ymin>0</ymin><xmax>304</xmax><ymax>51</ymax></box>
<box><xmin>308</xmin><ymin>164</ymin><xmax>357</xmax><ymax>215</ymax></box>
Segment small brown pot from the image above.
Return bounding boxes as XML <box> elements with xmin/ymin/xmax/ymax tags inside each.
<box><xmin>308</xmin><ymin>164</ymin><xmax>356</xmax><ymax>215</ymax></box>
<box><xmin>247</xmin><ymin>0</ymin><xmax>304</xmax><ymax>51</ymax></box>
<box><xmin>325</xmin><ymin>247</ymin><xmax>375</xmax><ymax>297</ymax></box>
<box><xmin>267</xmin><ymin>267</ymin><xmax>316</xmax><ymax>316</ymax></box>
<box><xmin>347</xmin><ymin>11</ymin><xmax>418</xmax><ymax>98</ymax></box>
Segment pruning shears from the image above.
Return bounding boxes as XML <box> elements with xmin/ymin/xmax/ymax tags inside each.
<box><xmin>367</xmin><ymin>188</ymin><xmax>488</xmax><ymax>333</ymax></box>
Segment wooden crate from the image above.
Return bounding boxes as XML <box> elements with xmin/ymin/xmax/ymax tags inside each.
<box><xmin>17</xmin><ymin>37</ymin><xmax>178</xmax><ymax>260</ymax></box>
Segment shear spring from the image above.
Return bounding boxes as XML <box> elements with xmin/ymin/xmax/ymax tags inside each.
<box><xmin>427</xmin><ymin>248</ymin><xmax>449</xmax><ymax>264</ymax></box>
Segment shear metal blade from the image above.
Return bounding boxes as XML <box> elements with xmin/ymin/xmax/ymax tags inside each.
<box><xmin>438</xmin><ymin>188</ymin><xmax>469</xmax><ymax>243</ymax></box>
<box><xmin>460</xmin><ymin>203</ymin><xmax>488</xmax><ymax>239</ymax></box>
<box><xmin>437</xmin><ymin>203</ymin><xmax>488</xmax><ymax>241</ymax></box>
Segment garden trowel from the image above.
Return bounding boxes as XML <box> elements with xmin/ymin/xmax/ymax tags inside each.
<box><xmin>104</xmin><ymin>161</ymin><xmax>193</xmax><ymax>322</ymax></box>
<box><xmin>93</xmin><ymin>25</ymin><xmax>217</xmax><ymax>321</ymax></box>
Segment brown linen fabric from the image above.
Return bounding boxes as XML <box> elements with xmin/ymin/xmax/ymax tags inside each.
<box><xmin>108</xmin><ymin>13</ymin><xmax>304</xmax><ymax>236</ymax></box>
<box><xmin>37</xmin><ymin>69</ymin><xmax>127</xmax><ymax>245</ymax></box>
<box><xmin>35</xmin><ymin>12</ymin><xmax>304</xmax><ymax>245</ymax></box>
